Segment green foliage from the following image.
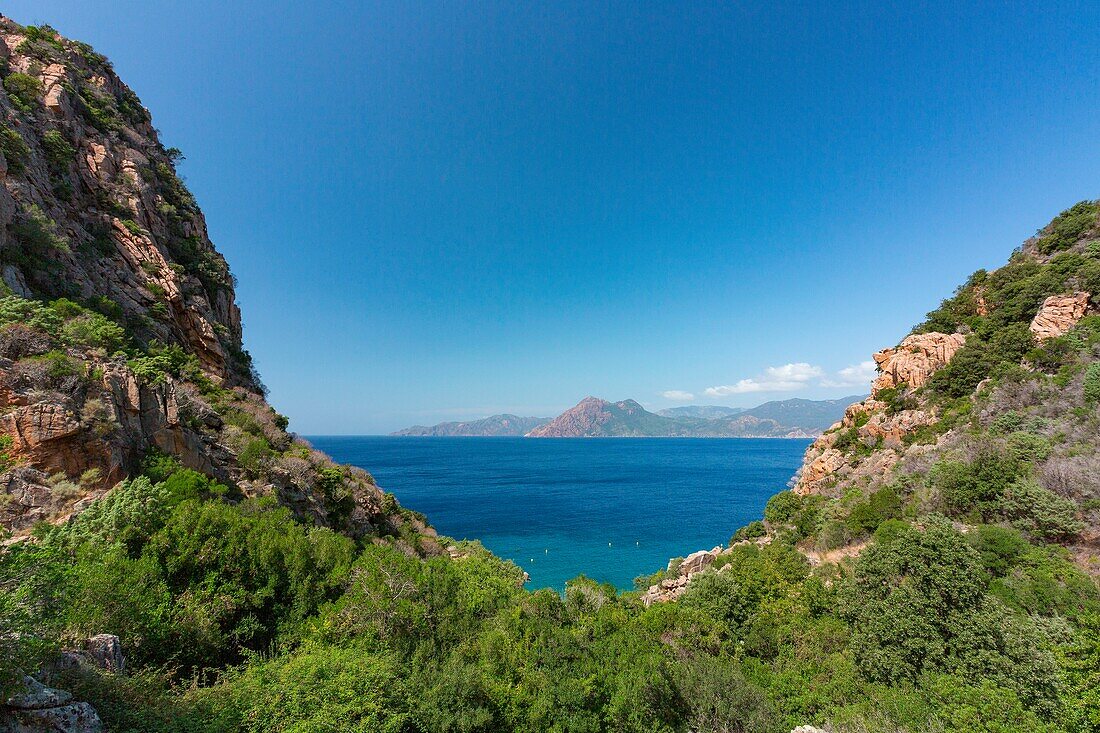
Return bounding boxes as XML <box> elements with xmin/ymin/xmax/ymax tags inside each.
<box><xmin>60</xmin><ymin>311</ymin><xmax>127</xmax><ymax>352</ymax></box>
<box><xmin>1083</xmin><ymin>362</ymin><xmax>1100</xmax><ymax>404</ymax></box>
<box><xmin>764</xmin><ymin>490</ymin><xmax>803</xmax><ymax>525</ymax></box>
<box><xmin>930</xmin><ymin>449</ymin><xmax>1025</xmax><ymax>520</ymax></box>
<box><xmin>730</xmin><ymin>519</ymin><xmax>766</xmax><ymax>544</ymax></box>
<box><xmin>42</xmin><ymin>129</ymin><xmax>75</xmax><ymax>172</ymax></box>
<box><xmin>841</xmin><ymin>520</ymin><xmax>1059</xmax><ymax>710</ymax></box>
<box><xmin>1000</xmin><ymin>478</ymin><xmax>1083</xmax><ymax>542</ymax></box>
<box><xmin>3</xmin><ymin>72</ymin><xmax>42</xmax><ymax>112</ymax></box>
<box><xmin>1035</xmin><ymin>201</ymin><xmax>1099</xmax><ymax>254</ymax></box>
<box><xmin>874</xmin><ymin>383</ymin><xmax>917</xmax><ymax>416</ymax></box>
<box><xmin>969</xmin><ymin>524</ymin><xmax>1030</xmax><ymax>578</ymax></box>
<box><xmin>128</xmin><ymin>343</ymin><xmax>202</xmax><ymax>385</ymax></box>
<box><xmin>11</xmin><ymin>204</ymin><xmax>70</xmax><ymax>259</ymax></box>
<box><xmin>0</xmin><ymin>126</ymin><xmax>30</xmax><ymax>174</ymax></box>
<box><xmin>846</xmin><ymin>486</ymin><xmax>902</xmax><ymax>535</ymax></box>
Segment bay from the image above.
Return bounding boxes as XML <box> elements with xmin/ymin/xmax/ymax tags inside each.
<box><xmin>307</xmin><ymin>436</ymin><xmax>810</xmax><ymax>591</ymax></box>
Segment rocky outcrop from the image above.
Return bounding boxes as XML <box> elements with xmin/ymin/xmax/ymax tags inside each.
<box><xmin>871</xmin><ymin>332</ymin><xmax>966</xmax><ymax>396</ymax></box>
<box><xmin>0</xmin><ymin>18</ymin><xmax>421</xmax><ymax>541</ymax></box>
<box><xmin>641</xmin><ymin>546</ymin><xmax>723</xmax><ymax>605</ymax></box>
<box><xmin>793</xmin><ymin>332</ymin><xmax>965</xmax><ymax>497</ymax></box>
<box><xmin>1029</xmin><ymin>292</ymin><xmax>1090</xmax><ymax>341</ymax></box>
<box><xmin>1</xmin><ymin>677</ymin><xmax>101</xmax><ymax>733</ymax></box>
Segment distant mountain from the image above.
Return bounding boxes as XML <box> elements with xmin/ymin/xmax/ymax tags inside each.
<box><xmin>392</xmin><ymin>414</ymin><xmax>551</xmax><ymax>436</ymax></box>
<box><xmin>740</xmin><ymin>395</ymin><xmax>866</xmax><ymax>432</ymax></box>
<box><xmin>657</xmin><ymin>405</ymin><xmax>746</xmax><ymax>419</ymax></box>
<box><xmin>527</xmin><ymin>395</ymin><xmax>863</xmax><ymax>438</ymax></box>
<box><xmin>526</xmin><ymin>397</ymin><xmax>678</xmax><ymax>437</ymax></box>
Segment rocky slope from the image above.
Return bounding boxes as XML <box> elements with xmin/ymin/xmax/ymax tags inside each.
<box><xmin>0</xmin><ymin>18</ymin><xmax>428</xmax><ymax>542</ymax></box>
<box><xmin>392</xmin><ymin>414</ymin><xmax>550</xmax><ymax>436</ymax></box>
<box><xmin>526</xmin><ymin>395</ymin><xmax>856</xmax><ymax>437</ymax></box>
<box><xmin>643</xmin><ymin>200</ymin><xmax>1100</xmax><ymax>603</ymax></box>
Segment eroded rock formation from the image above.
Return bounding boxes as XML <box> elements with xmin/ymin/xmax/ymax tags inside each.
<box><xmin>871</xmin><ymin>332</ymin><xmax>966</xmax><ymax>395</ymax></box>
<box><xmin>1029</xmin><ymin>292</ymin><xmax>1090</xmax><ymax>341</ymax></box>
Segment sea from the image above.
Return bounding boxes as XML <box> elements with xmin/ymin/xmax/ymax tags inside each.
<box><xmin>307</xmin><ymin>436</ymin><xmax>811</xmax><ymax>592</ymax></box>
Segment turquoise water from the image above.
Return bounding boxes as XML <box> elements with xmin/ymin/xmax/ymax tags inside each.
<box><xmin>307</xmin><ymin>436</ymin><xmax>810</xmax><ymax>591</ymax></box>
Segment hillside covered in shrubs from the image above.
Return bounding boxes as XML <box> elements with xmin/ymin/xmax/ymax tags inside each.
<box><xmin>2</xmin><ymin>16</ymin><xmax>1100</xmax><ymax>733</ymax></box>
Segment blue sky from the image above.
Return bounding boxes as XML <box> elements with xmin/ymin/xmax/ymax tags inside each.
<box><xmin>9</xmin><ymin>2</ymin><xmax>1100</xmax><ymax>433</ymax></box>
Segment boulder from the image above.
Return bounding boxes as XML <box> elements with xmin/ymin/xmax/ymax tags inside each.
<box><xmin>1</xmin><ymin>676</ymin><xmax>102</xmax><ymax>733</ymax></box>
<box><xmin>1029</xmin><ymin>292</ymin><xmax>1090</xmax><ymax>341</ymax></box>
<box><xmin>84</xmin><ymin>635</ymin><xmax>124</xmax><ymax>673</ymax></box>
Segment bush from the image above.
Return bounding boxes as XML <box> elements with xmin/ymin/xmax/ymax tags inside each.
<box><xmin>968</xmin><ymin>524</ymin><xmax>1029</xmax><ymax>578</ymax></box>
<box><xmin>1083</xmin><ymin>362</ymin><xmax>1100</xmax><ymax>403</ymax></box>
<box><xmin>930</xmin><ymin>450</ymin><xmax>1024</xmax><ymax>520</ymax></box>
<box><xmin>42</xmin><ymin>129</ymin><xmax>75</xmax><ymax>172</ymax></box>
<box><xmin>730</xmin><ymin>520</ymin><xmax>765</xmax><ymax>544</ymax></box>
<box><xmin>763</xmin><ymin>490</ymin><xmax>803</xmax><ymax>526</ymax></box>
<box><xmin>846</xmin><ymin>486</ymin><xmax>902</xmax><ymax>535</ymax></box>
<box><xmin>1000</xmin><ymin>478</ymin><xmax>1082</xmax><ymax>542</ymax></box>
<box><xmin>841</xmin><ymin>519</ymin><xmax>1058</xmax><ymax>708</ymax></box>
<box><xmin>12</xmin><ymin>204</ymin><xmax>70</xmax><ymax>256</ymax></box>
<box><xmin>3</xmin><ymin>72</ymin><xmax>42</xmax><ymax>112</ymax></box>
<box><xmin>60</xmin><ymin>312</ymin><xmax>127</xmax><ymax>352</ymax></box>
<box><xmin>0</xmin><ymin>126</ymin><xmax>30</xmax><ymax>173</ymax></box>
<box><xmin>875</xmin><ymin>384</ymin><xmax>917</xmax><ymax>415</ymax></box>
<box><xmin>1035</xmin><ymin>200</ymin><xmax>1099</xmax><ymax>254</ymax></box>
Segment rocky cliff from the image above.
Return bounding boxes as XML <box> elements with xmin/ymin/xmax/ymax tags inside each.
<box><xmin>0</xmin><ymin>18</ymin><xmax>427</xmax><ymax>542</ymax></box>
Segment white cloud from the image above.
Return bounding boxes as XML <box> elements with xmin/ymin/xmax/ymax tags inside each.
<box><xmin>661</xmin><ymin>390</ymin><xmax>695</xmax><ymax>401</ymax></box>
<box><xmin>704</xmin><ymin>363</ymin><xmax>823</xmax><ymax>396</ymax></box>
<box><xmin>820</xmin><ymin>360</ymin><xmax>878</xmax><ymax>389</ymax></box>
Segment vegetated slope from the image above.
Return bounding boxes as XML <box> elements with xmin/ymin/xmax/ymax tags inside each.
<box><xmin>527</xmin><ymin>395</ymin><xmax>853</xmax><ymax>437</ymax></box>
<box><xmin>392</xmin><ymin>414</ymin><xmax>550</xmax><ymax>436</ymax></box>
<box><xmin>0</xmin><ymin>18</ymin><xmax>430</xmax><ymax>540</ymax></box>
<box><xmin>3</xmin><ymin>19</ymin><xmax>1100</xmax><ymax>733</ymax></box>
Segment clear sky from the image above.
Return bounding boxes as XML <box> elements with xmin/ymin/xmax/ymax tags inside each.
<box><xmin>8</xmin><ymin>2</ymin><xmax>1100</xmax><ymax>433</ymax></box>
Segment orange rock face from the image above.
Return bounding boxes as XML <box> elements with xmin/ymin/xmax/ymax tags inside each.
<box><xmin>1029</xmin><ymin>292</ymin><xmax>1090</xmax><ymax>341</ymax></box>
<box><xmin>871</xmin><ymin>332</ymin><xmax>966</xmax><ymax>396</ymax></box>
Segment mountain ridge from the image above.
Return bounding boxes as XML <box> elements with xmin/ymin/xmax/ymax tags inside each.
<box><xmin>393</xmin><ymin>395</ymin><xmax>864</xmax><ymax>437</ymax></box>
<box><xmin>525</xmin><ymin>395</ymin><xmax>863</xmax><ymax>438</ymax></box>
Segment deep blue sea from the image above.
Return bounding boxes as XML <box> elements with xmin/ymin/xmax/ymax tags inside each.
<box><xmin>307</xmin><ymin>437</ymin><xmax>810</xmax><ymax>592</ymax></box>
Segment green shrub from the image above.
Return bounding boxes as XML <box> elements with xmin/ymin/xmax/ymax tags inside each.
<box><xmin>846</xmin><ymin>486</ymin><xmax>902</xmax><ymax>535</ymax></box>
<box><xmin>3</xmin><ymin>73</ymin><xmax>42</xmax><ymax>112</ymax></box>
<box><xmin>1000</xmin><ymin>478</ymin><xmax>1082</xmax><ymax>542</ymax></box>
<box><xmin>930</xmin><ymin>450</ymin><xmax>1024</xmax><ymax>520</ymax></box>
<box><xmin>875</xmin><ymin>384</ymin><xmax>917</xmax><ymax>415</ymax></box>
<box><xmin>1083</xmin><ymin>362</ymin><xmax>1100</xmax><ymax>403</ymax></box>
<box><xmin>237</xmin><ymin>438</ymin><xmax>274</xmax><ymax>477</ymax></box>
<box><xmin>42</xmin><ymin>129</ymin><xmax>75</xmax><ymax>172</ymax></box>
<box><xmin>11</xmin><ymin>204</ymin><xmax>69</xmax><ymax>256</ymax></box>
<box><xmin>968</xmin><ymin>524</ymin><xmax>1029</xmax><ymax>578</ymax></box>
<box><xmin>0</xmin><ymin>126</ymin><xmax>30</xmax><ymax>173</ymax></box>
<box><xmin>1005</xmin><ymin>431</ymin><xmax>1052</xmax><ymax>463</ymax></box>
<box><xmin>841</xmin><ymin>519</ymin><xmax>1058</xmax><ymax>708</ymax></box>
<box><xmin>60</xmin><ymin>312</ymin><xmax>127</xmax><ymax>352</ymax></box>
<box><xmin>730</xmin><ymin>520</ymin><xmax>766</xmax><ymax>544</ymax></box>
<box><xmin>763</xmin><ymin>490</ymin><xmax>803</xmax><ymax>526</ymax></box>
<box><xmin>29</xmin><ymin>349</ymin><xmax>83</xmax><ymax>380</ymax></box>
<box><xmin>1035</xmin><ymin>200</ymin><xmax>1099</xmax><ymax>254</ymax></box>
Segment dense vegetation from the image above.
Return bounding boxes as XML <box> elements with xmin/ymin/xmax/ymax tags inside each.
<box><xmin>3</xmin><ymin>452</ymin><xmax>1097</xmax><ymax>732</ymax></box>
